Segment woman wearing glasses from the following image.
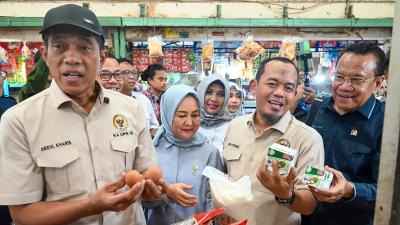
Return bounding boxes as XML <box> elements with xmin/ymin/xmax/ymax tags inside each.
<box><xmin>141</xmin><ymin>64</ymin><xmax>168</xmax><ymax>124</ymax></box>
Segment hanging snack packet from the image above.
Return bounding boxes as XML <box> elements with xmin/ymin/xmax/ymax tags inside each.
<box><xmin>0</xmin><ymin>46</ymin><xmax>9</xmax><ymax>64</ymax></box>
<box><xmin>303</xmin><ymin>165</ymin><xmax>333</xmax><ymax>189</ymax></box>
<box><xmin>202</xmin><ymin>40</ymin><xmax>214</xmax><ymax>62</ymax></box>
<box><xmin>266</xmin><ymin>143</ymin><xmax>298</xmax><ymax>174</ymax></box>
<box><xmin>279</xmin><ymin>37</ymin><xmax>299</xmax><ymax>60</ymax></box>
<box><xmin>148</xmin><ymin>35</ymin><xmax>164</xmax><ymax>57</ymax></box>
<box><xmin>236</xmin><ymin>37</ymin><xmax>265</xmax><ymax>61</ymax></box>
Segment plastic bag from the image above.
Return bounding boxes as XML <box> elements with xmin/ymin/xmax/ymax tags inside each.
<box><xmin>22</xmin><ymin>42</ymin><xmax>31</xmax><ymax>58</ymax></box>
<box><xmin>202</xmin><ymin>166</ymin><xmax>253</xmax><ymax>221</ymax></box>
<box><xmin>236</xmin><ymin>36</ymin><xmax>265</xmax><ymax>61</ymax></box>
<box><xmin>202</xmin><ymin>40</ymin><xmax>214</xmax><ymax>62</ymax></box>
<box><xmin>279</xmin><ymin>37</ymin><xmax>301</xmax><ymax>60</ymax></box>
<box><xmin>0</xmin><ymin>46</ymin><xmax>8</xmax><ymax>64</ymax></box>
<box><xmin>171</xmin><ymin>208</ymin><xmax>224</xmax><ymax>225</ymax></box>
<box><xmin>148</xmin><ymin>35</ymin><xmax>164</xmax><ymax>57</ymax></box>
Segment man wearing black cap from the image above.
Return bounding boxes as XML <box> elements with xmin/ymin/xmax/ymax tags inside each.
<box><xmin>0</xmin><ymin>4</ymin><xmax>162</xmax><ymax>225</ymax></box>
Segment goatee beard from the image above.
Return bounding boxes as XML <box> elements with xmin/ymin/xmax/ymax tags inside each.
<box><xmin>260</xmin><ymin>112</ymin><xmax>281</xmax><ymax>126</ymax></box>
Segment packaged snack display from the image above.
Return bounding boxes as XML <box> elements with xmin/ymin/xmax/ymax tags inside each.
<box><xmin>266</xmin><ymin>143</ymin><xmax>298</xmax><ymax>174</ymax></box>
<box><xmin>0</xmin><ymin>46</ymin><xmax>8</xmax><ymax>64</ymax></box>
<box><xmin>201</xmin><ymin>40</ymin><xmax>214</xmax><ymax>62</ymax></box>
<box><xmin>148</xmin><ymin>35</ymin><xmax>164</xmax><ymax>57</ymax></box>
<box><xmin>202</xmin><ymin>166</ymin><xmax>253</xmax><ymax>221</ymax></box>
<box><xmin>303</xmin><ymin>165</ymin><xmax>333</xmax><ymax>189</ymax></box>
<box><xmin>236</xmin><ymin>37</ymin><xmax>265</xmax><ymax>61</ymax></box>
<box><xmin>279</xmin><ymin>37</ymin><xmax>300</xmax><ymax>60</ymax></box>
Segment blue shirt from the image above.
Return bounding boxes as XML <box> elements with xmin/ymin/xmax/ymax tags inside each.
<box><xmin>144</xmin><ymin>137</ymin><xmax>223</xmax><ymax>225</ymax></box>
<box><xmin>303</xmin><ymin>96</ymin><xmax>384</xmax><ymax>225</ymax></box>
<box><xmin>0</xmin><ymin>95</ymin><xmax>16</xmax><ymax>120</ymax></box>
<box><xmin>293</xmin><ymin>99</ymin><xmax>310</xmax><ymax>123</ymax></box>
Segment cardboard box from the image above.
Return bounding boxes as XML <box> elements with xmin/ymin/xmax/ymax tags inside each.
<box><xmin>303</xmin><ymin>165</ymin><xmax>333</xmax><ymax>189</ymax></box>
<box><xmin>266</xmin><ymin>143</ymin><xmax>297</xmax><ymax>174</ymax></box>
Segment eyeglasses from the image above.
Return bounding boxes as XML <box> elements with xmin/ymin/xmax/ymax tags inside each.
<box><xmin>333</xmin><ymin>74</ymin><xmax>377</xmax><ymax>86</ymax></box>
<box><xmin>121</xmin><ymin>70</ymin><xmax>137</xmax><ymax>78</ymax></box>
<box><xmin>99</xmin><ymin>71</ymin><xmax>122</xmax><ymax>81</ymax></box>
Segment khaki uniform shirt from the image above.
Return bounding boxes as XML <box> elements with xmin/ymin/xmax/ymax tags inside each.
<box><xmin>0</xmin><ymin>81</ymin><xmax>157</xmax><ymax>225</ymax></box>
<box><xmin>223</xmin><ymin>112</ymin><xmax>324</xmax><ymax>225</ymax></box>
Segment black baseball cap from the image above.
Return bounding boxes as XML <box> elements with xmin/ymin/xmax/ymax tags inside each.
<box><xmin>40</xmin><ymin>4</ymin><xmax>104</xmax><ymax>40</ymax></box>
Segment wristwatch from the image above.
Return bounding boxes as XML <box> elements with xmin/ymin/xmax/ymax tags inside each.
<box><xmin>275</xmin><ymin>190</ymin><xmax>296</xmax><ymax>206</ymax></box>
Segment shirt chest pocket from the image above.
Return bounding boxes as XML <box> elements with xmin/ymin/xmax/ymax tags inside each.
<box><xmin>223</xmin><ymin>148</ymin><xmax>242</xmax><ymax>179</ymax></box>
<box><xmin>37</xmin><ymin>148</ymin><xmax>82</xmax><ymax>194</ymax></box>
<box><xmin>111</xmin><ymin>138</ymin><xmax>139</xmax><ymax>175</ymax></box>
<box><xmin>337</xmin><ymin>139</ymin><xmax>373</xmax><ymax>177</ymax></box>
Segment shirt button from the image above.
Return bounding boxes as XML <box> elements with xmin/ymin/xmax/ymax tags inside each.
<box><xmin>97</xmin><ymin>176</ymin><xmax>103</xmax><ymax>181</ymax></box>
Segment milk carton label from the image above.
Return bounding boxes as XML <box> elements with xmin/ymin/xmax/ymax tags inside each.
<box><xmin>303</xmin><ymin>165</ymin><xmax>333</xmax><ymax>189</ymax></box>
<box><xmin>266</xmin><ymin>143</ymin><xmax>298</xmax><ymax>174</ymax></box>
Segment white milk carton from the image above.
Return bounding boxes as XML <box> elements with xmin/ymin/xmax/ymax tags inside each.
<box><xmin>266</xmin><ymin>143</ymin><xmax>298</xmax><ymax>174</ymax></box>
<box><xmin>303</xmin><ymin>165</ymin><xmax>333</xmax><ymax>189</ymax></box>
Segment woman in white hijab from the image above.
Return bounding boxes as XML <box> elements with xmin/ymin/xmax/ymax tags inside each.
<box><xmin>146</xmin><ymin>84</ymin><xmax>223</xmax><ymax>225</ymax></box>
<box><xmin>197</xmin><ymin>74</ymin><xmax>232</xmax><ymax>158</ymax></box>
<box><xmin>227</xmin><ymin>82</ymin><xmax>245</xmax><ymax>118</ymax></box>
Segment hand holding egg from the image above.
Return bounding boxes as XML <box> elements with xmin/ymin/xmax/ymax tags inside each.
<box><xmin>142</xmin><ymin>166</ymin><xmax>165</xmax><ymax>201</ymax></box>
<box><xmin>125</xmin><ymin>170</ymin><xmax>144</xmax><ymax>188</ymax></box>
<box><xmin>143</xmin><ymin>166</ymin><xmax>163</xmax><ymax>184</ymax></box>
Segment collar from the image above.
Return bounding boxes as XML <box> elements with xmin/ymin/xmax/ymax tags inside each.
<box><xmin>163</xmin><ymin>138</ymin><xmax>174</xmax><ymax>149</ymax></box>
<box><xmin>50</xmin><ymin>81</ymin><xmax>73</xmax><ymax>108</ymax></box>
<box><xmin>161</xmin><ymin>137</ymin><xmax>195</xmax><ymax>150</ymax></box>
<box><xmin>50</xmin><ymin>80</ymin><xmax>105</xmax><ymax>108</ymax></box>
<box><xmin>247</xmin><ymin>111</ymin><xmax>292</xmax><ymax>135</ymax></box>
<box><xmin>356</xmin><ymin>95</ymin><xmax>377</xmax><ymax>119</ymax></box>
<box><xmin>144</xmin><ymin>89</ymin><xmax>161</xmax><ymax>101</ymax></box>
<box><xmin>324</xmin><ymin>95</ymin><xmax>376</xmax><ymax>119</ymax></box>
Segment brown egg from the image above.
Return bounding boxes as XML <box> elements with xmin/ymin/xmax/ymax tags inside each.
<box><xmin>143</xmin><ymin>166</ymin><xmax>163</xmax><ymax>183</ymax></box>
<box><xmin>125</xmin><ymin>170</ymin><xmax>144</xmax><ymax>187</ymax></box>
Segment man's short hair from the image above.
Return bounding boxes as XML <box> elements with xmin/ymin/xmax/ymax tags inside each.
<box><xmin>337</xmin><ymin>42</ymin><xmax>386</xmax><ymax>77</ymax></box>
<box><xmin>255</xmin><ymin>57</ymin><xmax>299</xmax><ymax>86</ymax></box>
<box><xmin>118</xmin><ymin>58</ymin><xmax>133</xmax><ymax>65</ymax></box>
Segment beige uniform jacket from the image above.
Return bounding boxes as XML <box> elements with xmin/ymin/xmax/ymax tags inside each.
<box><xmin>0</xmin><ymin>81</ymin><xmax>157</xmax><ymax>225</ymax></box>
<box><xmin>223</xmin><ymin>112</ymin><xmax>324</xmax><ymax>225</ymax></box>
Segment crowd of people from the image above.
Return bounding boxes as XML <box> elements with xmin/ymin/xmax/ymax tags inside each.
<box><xmin>0</xmin><ymin>4</ymin><xmax>391</xmax><ymax>225</ymax></box>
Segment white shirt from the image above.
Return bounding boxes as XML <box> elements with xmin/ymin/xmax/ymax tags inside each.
<box><xmin>132</xmin><ymin>91</ymin><xmax>160</xmax><ymax>129</ymax></box>
<box><xmin>198</xmin><ymin>122</ymin><xmax>229</xmax><ymax>159</ymax></box>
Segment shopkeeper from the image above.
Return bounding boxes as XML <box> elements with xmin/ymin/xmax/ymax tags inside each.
<box><xmin>0</xmin><ymin>4</ymin><xmax>163</xmax><ymax>225</ymax></box>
